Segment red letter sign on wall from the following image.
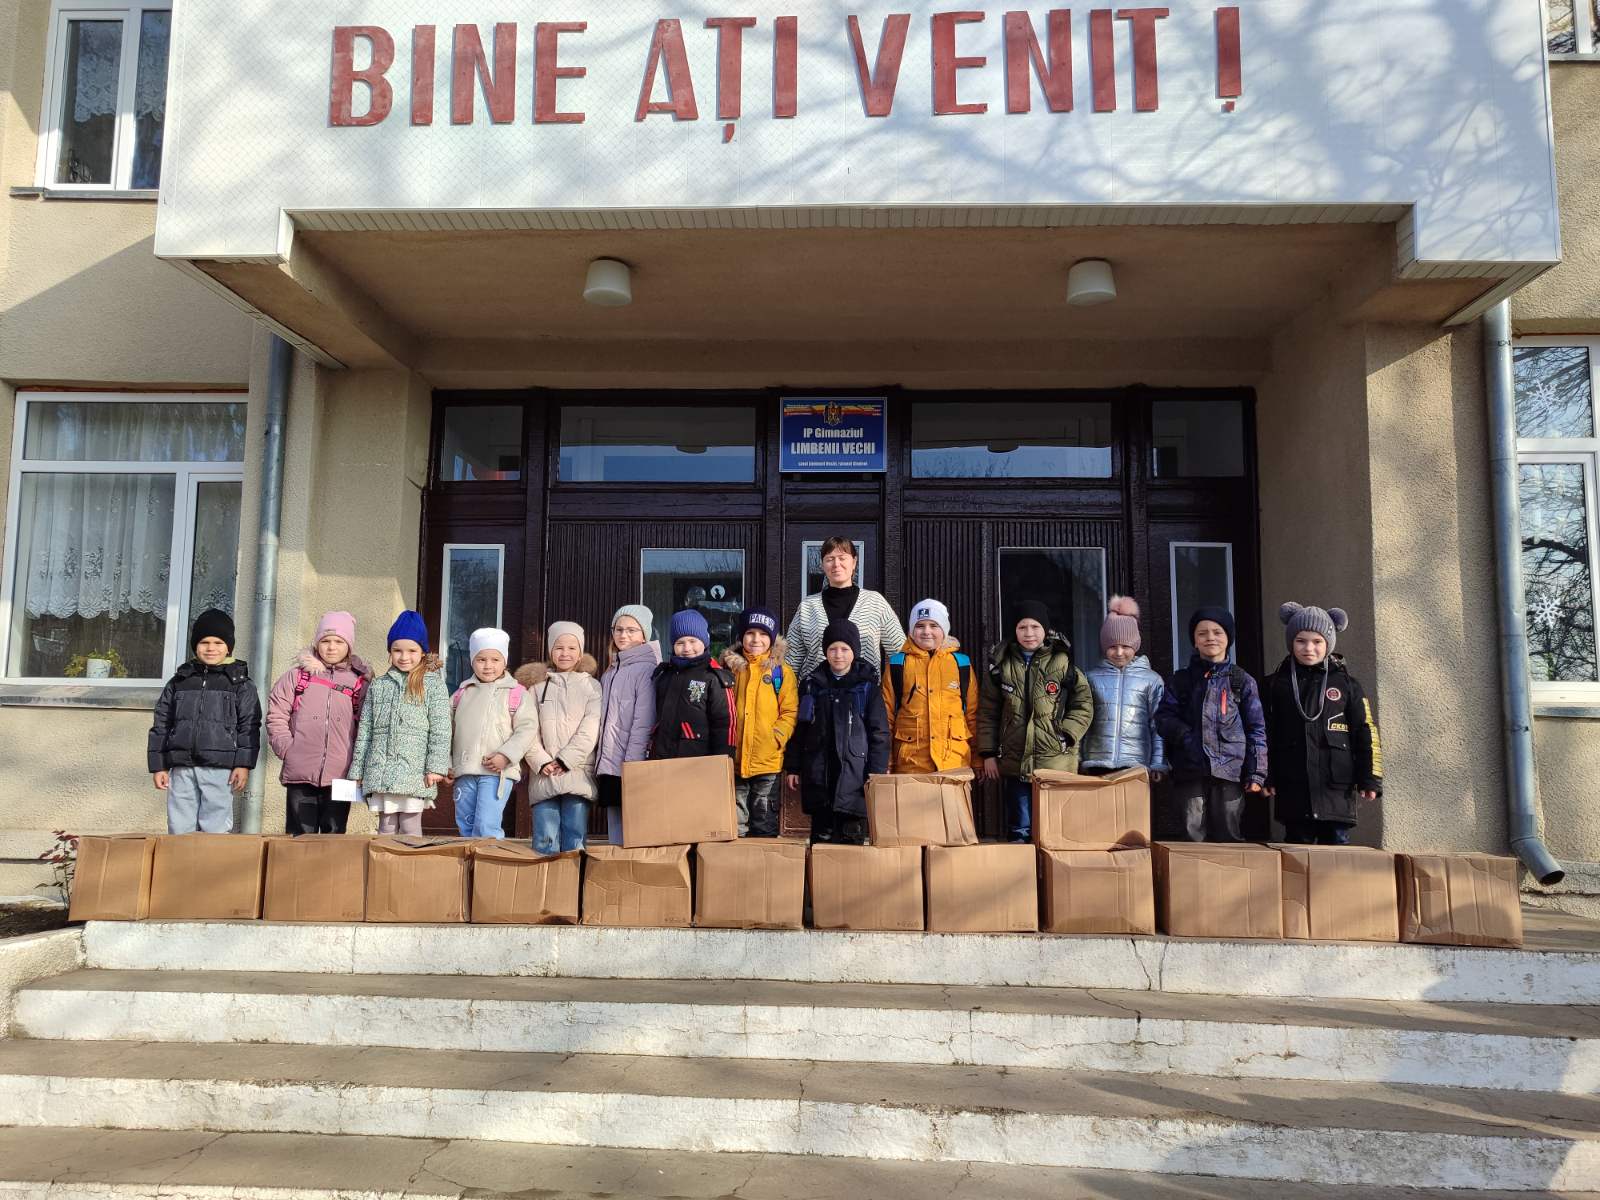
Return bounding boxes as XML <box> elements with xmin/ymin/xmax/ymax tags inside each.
<box><xmin>535</xmin><ymin>22</ymin><xmax>587</xmax><ymax>123</ymax></box>
<box><xmin>637</xmin><ymin>18</ymin><xmax>700</xmax><ymax>120</ymax></box>
<box><xmin>932</xmin><ymin>12</ymin><xmax>988</xmax><ymax>115</ymax></box>
<box><xmin>453</xmin><ymin>23</ymin><xmax>517</xmax><ymax>124</ymax></box>
<box><xmin>1004</xmin><ymin>10</ymin><xmax>1072</xmax><ymax>114</ymax></box>
<box><xmin>847</xmin><ymin>13</ymin><xmax>911</xmax><ymax>117</ymax></box>
<box><xmin>330</xmin><ymin>26</ymin><xmax>395</xmax><ymax>126</ymax></box>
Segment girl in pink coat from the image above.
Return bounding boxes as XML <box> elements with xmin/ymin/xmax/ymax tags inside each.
<box><xmin>265</xmin><ymin>611</ymin><xmax>373</xmax><ymax>835</ymax></box>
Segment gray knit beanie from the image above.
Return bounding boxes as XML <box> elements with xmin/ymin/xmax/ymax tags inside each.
<box><xmin>1280</xmin><ymin>602</ymin><xmax>1349</xmax><ymax>654</ymax></box>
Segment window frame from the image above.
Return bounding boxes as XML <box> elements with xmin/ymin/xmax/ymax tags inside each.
<box><xmin>439</xmin><ymin>542</ymin><xmax>506</xmax><ymax>681</ymax></box>
<box><xmin>994</xmin><ymin>545</ymin><xmax>1109</xmax><ymax>657</ymax></box>
<box><xmin>36</xmin><ymin>0</ymin><xmax>171</xmax><ymax>193</ymax></box>
<box><xmin>1514</xmin><ymin>336</ymin><xmax>1600</xmax><ymax>702</ymax></box>
<box><xmin>0</xmin><ymin>390</ymin><xmax>247</xmax><ymax>686</ymax></box>
<box><xmin>1549</xmin><ymin>0</ymin><xmax>1600</xmax><ymax>56</ymax></box>
<box><xmin>1169</xmin><ymin>541</ymin><xmax>1236</xmax><ymax>668</ymax></box>
<box><xmin>908</xmin><ymin>397</ymin><xmax>1119</xmax><ymax>483</ymax></box>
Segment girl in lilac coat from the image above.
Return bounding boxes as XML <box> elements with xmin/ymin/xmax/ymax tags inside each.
<box><xmin>265</xmin><ymin>611</ymin><xmax>372</xmax><ymax>835</ymax></box>
<box><xmin>595</xmin><ymin>604</ymin><xmax>659</xmax><ymax>844</ymax></box>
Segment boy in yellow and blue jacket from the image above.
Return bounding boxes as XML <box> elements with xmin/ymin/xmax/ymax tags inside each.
<box><xmin>883</xmin><ymin>598</ymin><xmax>979</xmax><ymax>774</ymax></box>
<box><xmin>721</xmin><ymin>607</ymin><xmax>798</xmax><ymax>837</ymax></box>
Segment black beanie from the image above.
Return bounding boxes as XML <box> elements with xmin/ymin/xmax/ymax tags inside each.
<box><xmin>822</xmin><ymin>618</ymin><xmax>862</xmax><ymax>661</ymax></box>
<box><xmin>1011</xmin><ymin>600</ymin><xmax>1053</xmax><ymax>632</ymax></box>
<box><xmin>190</xmin><ymin>608</ymin><xmax>236</xmax><ymax>653</ymax></box>
<box><xmin>1188</xmin><ymin>606</ymin><xmax>1236</xmax><ymax>649</ymax></box>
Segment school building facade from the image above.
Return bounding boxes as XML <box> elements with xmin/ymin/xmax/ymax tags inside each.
<box><xmin>1</xmin><ymin>0</ymin><xmax>1598</xmax><ymax>911</ymax></box>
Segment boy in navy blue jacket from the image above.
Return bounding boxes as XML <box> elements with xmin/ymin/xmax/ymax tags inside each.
<box><xmin>1154</xmin><ymin>607</ymin><xmax>1267</xmax><ymax>842</ymax></box>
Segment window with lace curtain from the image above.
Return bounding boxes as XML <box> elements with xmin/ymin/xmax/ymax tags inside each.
<box><xmin>1549</xmin><ymin>0</ymin><xmax>1600</xmax><ymax>55</ymax></box>
<box><xmin>38</xmin><ymin>2</ymin><xmax>170</xmax><ymax>190</ymax></box>
<box><xmin>2</xmin><ymin>393</ymin><xmax>245</xmax><ymax>684</ymax></box>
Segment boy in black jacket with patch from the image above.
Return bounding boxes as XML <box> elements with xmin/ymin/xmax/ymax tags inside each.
<box><xmin>649</xmin><ymin>609</ymin><xmax>736</xmax><ymax>759</ymax></box>
<box><xmin>1264</xmin><ymin>602</ymin><xmax>1382</xmax><ymax>845</ymax></box>
<box><xmin>148</xmin><ymin>609</ymin><xmax>262</xmax><ymax>833</ymax></box>
<box><xmin>784</xmin><ymin>619</ymin><xmax>891</xmax><ymax>845</ymax></box>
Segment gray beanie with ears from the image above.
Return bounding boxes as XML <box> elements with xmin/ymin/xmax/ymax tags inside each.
<box><xmin>1280</xmin><ymin>602</ymin><xmax>1349</xmax><ymax>654</ymax></box>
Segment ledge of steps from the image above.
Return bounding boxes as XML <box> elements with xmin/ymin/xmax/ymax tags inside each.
<box><xmin>17</xmin><ymin>968</ymin><xmax>1600</xmax><ymax>1094</ymax></box>
<box><xmin>1</xmin><ymin>1129</ymin><xmax>1596</xmax><ymax>1200</ymax></box>
<box><xmin>1</xmin><ymin>1040</ymin><xmax>1597</xmax><ymax>1191</ymax></box>
<box><xmin>78</xmin><ymin>911</ymin><xmax>1600</xmax><ymax>1005</ymax></box>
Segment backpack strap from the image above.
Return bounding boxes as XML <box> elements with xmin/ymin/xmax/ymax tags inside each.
<box><xmin>769</xmin><ymin>663</ymin><xmax>784</xmax><ymax>702</ymax></box>
<box><xmin>506</xmin><ymin>683</ymin><xmax>526</xmax><ymax>715</ymax></box>
<box><xmin>952</xmin><ymin>652</ymin><xmax>972</xmax><ymax>708</ymax></box>
<box><xmin>292</xmin><ymin>668</ymin><xmax>364</xmax><ymax>714</ymax></box>
<box><xmin>888</xmin><ymin>653</ymin><xmax>906</xmax><ymax>713</ymax></box>
<box><xmin>450</xmin><ymin>684</ymin><xmax>466</xmax><ymax>710</ymax></box>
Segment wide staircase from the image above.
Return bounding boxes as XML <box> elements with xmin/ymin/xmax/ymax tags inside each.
<box><xmin>1</xmin><ymin>914</ymin><xmax>1598</xmax><ymax>1199</ymax></box>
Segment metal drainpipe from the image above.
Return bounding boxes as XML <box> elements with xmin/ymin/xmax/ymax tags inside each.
<box><xmin>241</xmin><ymin>335</ymin><xmax>294</xmax><ymax>835</ymax></box>
<box><xmin>1483</xmin><ymin>300</ymin><xmax>1564</xmax><ymax>887</ymax></box>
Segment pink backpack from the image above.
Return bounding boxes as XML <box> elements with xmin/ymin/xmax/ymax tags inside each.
<box><xmin>290</xmin><ymin>669</ymin><xmax>365</xmax><ymax>715</ymax></box>
<box><xmin>451</xmin><ymin>682</ymin><xmax>526</xmax><ymax>716</ymax></box>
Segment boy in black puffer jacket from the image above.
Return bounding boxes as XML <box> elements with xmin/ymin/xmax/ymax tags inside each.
<box><xmin>148</xmin><ymin>609</ymin><xmax>262</xmax><ymax>833</ymax></box>
<box><xmin>784</xmin><ymin>619</ymin><xmax>891</xmax><ymax>845</ymax></box>
<box><xmin>649</xmin><ymin>609</ymin><xmax>735</xmax><ymax>759</ymax></box>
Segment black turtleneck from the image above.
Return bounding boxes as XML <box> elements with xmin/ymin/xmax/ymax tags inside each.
<box><xmin>821</xmin><ymin>584</ymin><xmax>860</xmax><ymax>625</ymax></box>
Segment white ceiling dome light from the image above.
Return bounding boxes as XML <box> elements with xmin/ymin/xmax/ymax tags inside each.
<box><xmin>583</xmin><ymin>258</ymin><xmax>633</xmax><ymax>307</ymax></box>
<box><xmin>1066</xmin><ymin>258</ymin><xmax>1117</xmax><ymax>307</ymax></box>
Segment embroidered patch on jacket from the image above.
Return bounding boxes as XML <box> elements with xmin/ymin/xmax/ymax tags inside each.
<box><xmin>1044</xmin><ymin>681</ymin><xmax>1060</xmax><ymax>696</ymax></box>
<box><xmin>687</xmin><ymin>680</ymin><xmax>708</xmax><ymax>705</ymax></box>
<box><xmin>1326</xmin><ymin>687</ymin><xmax>1343</xmax><ymax>702</ymax></box>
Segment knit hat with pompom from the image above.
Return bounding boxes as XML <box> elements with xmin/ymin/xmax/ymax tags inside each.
<box><xmin>1280</xmin><ymin>602</ymin><xmax>1349</xmax><ymax>655</ymax></box>
<box><xmin>1100</xmin><ymin>595</ymin><xmax>1142</xmax><ymax>653</ymax></box>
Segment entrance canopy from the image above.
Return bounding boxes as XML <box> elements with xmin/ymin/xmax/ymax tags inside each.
<box><xmin>156</xmin><ymin>0</ymin><xmax>1561</xmax><ymax>372</ymax></box>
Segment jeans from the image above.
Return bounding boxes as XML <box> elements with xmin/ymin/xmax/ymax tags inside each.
<box><xmin>1003</xmin><ymin>775</ymin><xmax>1032</xmax><ymax>843</ymax></box>
<box><xmin>167</xmin><ymin>766</ymin><xmax>234</xmax><ymax>833</ymax></box>
<box><xmin>736</xmin><ymin>773</ymin><xmax>782</xmax><ymax>838</ymax></box>
<box><xmin>453</xmin><ymin>774</ymin><xmax>510</xmax><ymax>839</ymax></box>
<box><xmin>285</xmin><ymin>783</ymin><xmax>349</xmax><ymax>836</ymax></box>
<box><xmin>1175</xmin><ymin>776</ymin><xmax>1245</xmax><ymax>842</ymax></box>
<box><xmin>1283</xmin><ymin>820</ymin><xmax>1353</xmax><ymax>846</ymax></box>
<box><xmin>533</xmin><ymin>795</ymin><xmax>591</xmax><ymax>855</ymax></box>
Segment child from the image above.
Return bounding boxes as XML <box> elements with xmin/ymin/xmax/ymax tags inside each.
<box><xmin>517</xmin><ymin>621</ymin><xmax>603</xmax><ymax>855</ymax></box>
<box><xmin>149</xmin><ymin>609</ymin><xmax>261</xmax><ymax>834</ymax></box>
<box><xmin>784</xmin><ymin>619</ymin><xmax>890</xmax><ymax>845</ymax></box>
<box><xmin>597</xmin><ymin>604</ymin><xmax>658</xmax><ymax>844</ymax></box>
<box><xmin>1264</xmin><ymin>603</ymin><xmax>1383</xmax><ymax>845</ymax></box>
<box><xmin>977</xmin><ymin>602</ymin><xmax>1094</xmax><ymax>843</ymax></box>
<box><xmin>350</xmin><ymin>610</ymin><xmax>451</xmax><ymax>836</ymax></box>
<box><xmin>265</xmin><ymin>610</ymin><xmax>371</xmax><ymax>836</ymax></box>
<box><xmin>721</xmin><ymin>607</ymin><xmax>798</xmax><ymax>837</ymax></box>
<box><xmin>883</xmin><ymin>598</ymin><xmax>978</xmax><ymax>774</ymax></box>
<box><xmin>649</xmin><ymin>609</ymin><xmax>735</xmax><ymax>759</ymax></box>
<box><xmin>1155</xmin><ymin>607</ymin><xmax>1268</xmax><ymax>843</ymax></box>
<box><xmin>1081</xmin><ymin>597</ymin><xmax>1169</xmax><ymax>779</ymax></box>
<box><xmin>449</xmin><ymin>627</ymin><xmax>539</xmax><ymax>840</ymax></box>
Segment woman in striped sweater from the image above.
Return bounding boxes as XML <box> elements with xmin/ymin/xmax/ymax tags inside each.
<box><xmin>784</xmin><ymin>536</ymin><xmax>904</xmax><ymax>677</ymax></box>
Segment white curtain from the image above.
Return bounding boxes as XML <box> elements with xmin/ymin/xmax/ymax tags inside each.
<box><xmin>17</xmin><ymin>473</ymin><xmax>175</xmax><ymax>620</ymax></box>
<box><xmin>25</xmin><ymin>400</ymin><xmax>244</xmax><ymax>463</ymax></box>
<box><xmin>67</xmin><ymin>20</ymin><xmax>123</xmax><ymax>125</ymax></box>
<box><xmin>188</xmin><ymin>482</ymin><xmax>242</xmax><ymax>619</ymax></box>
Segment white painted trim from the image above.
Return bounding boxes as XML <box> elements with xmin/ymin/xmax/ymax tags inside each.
<box><xmin>0</xmin><ymin>391</ymin><xmax>244</xmax><ymax>685</ymax></box>
<box><xmin>438</xmin><ymin>544</ymin><xmax>505</xmax><ymax>671</ymax></box>
<box><xmin>1168</xmin><ymin>542</ymin><xmax>1235</xmax><ymax>668</ymax></box>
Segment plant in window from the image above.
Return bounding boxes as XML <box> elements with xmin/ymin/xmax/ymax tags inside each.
<box><xmin>62</xmin><ymin>648</ymin><xmax>129</xmax><ymax>679</ymax></box>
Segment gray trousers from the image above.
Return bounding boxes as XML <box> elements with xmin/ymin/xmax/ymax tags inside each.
<box><xmin>167</xmin><ymin>766</ymin><xmax>234</xmax><ymax>833</ymax></box>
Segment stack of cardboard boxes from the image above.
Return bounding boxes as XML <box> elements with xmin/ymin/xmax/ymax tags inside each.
<box><xmin>65</xmin><ymin>768</ymin><xmax>1527</xmax><ymax>949</ymax></box>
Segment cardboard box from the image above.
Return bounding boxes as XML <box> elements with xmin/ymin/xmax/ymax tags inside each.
<box><xmin>694</xmin><ymin>839</ymin><xmax>808</xmax><ymax>928</ymax></box>
<box><xmin>1274</xmin><ymin>845</ymin><xmax>1399</xmax><ymax>943</ymax></box>
<box><xmin>621</xmin><ymin>756</ymin><xmax>738</xmax><ymax>848</ymax></box>
<box><xmin>1032</xmin><ymin>769</ymin><xmax>1151</xmax><ymax>851</ymax></box>
<box><xmin>68</xmin><ymin>835</ymin><xmax>155</xmax><ymax>922</ymax></box>
<box><xmin>1039</xmin><ymin>848</ymin><xmax>1156</xmax><ymax>935</ymax></box>
<box><xmin>147</xmin><ymin>834</ymin><xmax>267</xmax><ymax>920</ymax></box>
<box><xmin>365</xmin><ymin>837</ymin><xmax>472</xmax><ymax>923</ymax></box>
<box><xmin>1153</xmin><ymin>842</ymin><xmax>1282</xmax><ymax>939</ymax></box>
<box><xmin>471</xmin><ymin>843</ymin><xmax>582</xmax><ymax>925</ymax></box>
<box><xmin>925</xmin><ymin>843</ymin><xmax>1038</xmax><ymax>932</ymax></box>
<box><xmin>263</xmin><ymin>835</ymin><xmax>369</xmax><ymax>922</ymax></box>
<box><xmin>1399</xmin><ymin>853</ymin><xmax>1523</xmax><ymax>948</ymax></box>
<box><xmin>582</xmin><ymin>844</ymin><xmax>693</xmax><ymax>927</ymax></box>
<box><xmin>808</xmin><ymin>844</ymin><xmax>924</xmax><ymax>931</ymax></box>
<box><xmin>865</xmin><ymin>772</ymin><xmax>979</xmax><ymax>847</ymax></box>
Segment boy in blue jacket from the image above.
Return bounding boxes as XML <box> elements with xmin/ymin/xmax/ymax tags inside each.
<box><xmin>1154</xmin><ymin>607</ymin><xmax>1267</xmax><ymax>842</ymax></box>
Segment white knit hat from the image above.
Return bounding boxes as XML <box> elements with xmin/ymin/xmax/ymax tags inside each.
<box><xmin>547</xmin><ymin>620</ymin><xmax>585</xmax><ymax>653</ymax></box>
<box><xmin>908</xmin><ymin>598</ymin><xmax>951</xmax><ymax>640</ymax></box>
<box><xmin>469</xmin><ymin>628</ymin><xmax>510</xmax><ymax>659</ymax></box>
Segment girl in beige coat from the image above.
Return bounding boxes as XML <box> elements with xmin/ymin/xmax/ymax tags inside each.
<box><xmin>449</xmin><ymin>628</ymin><xmax>542</xmax><ymax>840</ymax></box>
<box><xmin>515</xmin><ymin>620</ymin><xmax>602</xmax><ymax>854</ymax></box>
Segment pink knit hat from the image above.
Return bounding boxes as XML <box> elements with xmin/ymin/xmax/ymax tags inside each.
<box><xmin>1100</xmin><ymin>596</ymin><xmax>1142</xmax><ymax>653</ymax></box>
<box><xmin>316</xmin><ymin>611</ymin><xmax>357</xmax><ymax>648</ymax></box>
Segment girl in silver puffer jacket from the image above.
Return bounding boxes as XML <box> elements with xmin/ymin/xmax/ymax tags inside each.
<box><xmin>1081</xmin><ymin>597</ymin><xmax>1169</xmax><ymax>776</ymax></box>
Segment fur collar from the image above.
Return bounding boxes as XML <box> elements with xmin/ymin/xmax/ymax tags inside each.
<box><xmin>720</xmin><ymin>636</ymin><xmax>789</xmax><ymax>674</ymax></box>
<box><xmin>515</xmin><ymin>655</ymin><xmax>600</xmax><ymax>688</ymax></box>
<box><xmin>293</xmin><ymin>648</ymin><xmax>372</xmax><ymax>679</ymax></box>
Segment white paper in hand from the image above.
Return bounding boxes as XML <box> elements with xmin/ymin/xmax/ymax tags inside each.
<box><xmin>331</xmin><ymin>778</ymin><xmax>363</xmax><ymax>805</ymax></box>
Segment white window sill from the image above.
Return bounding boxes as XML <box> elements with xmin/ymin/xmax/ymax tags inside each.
<box><xmin>1532</xmin><ymin>701</ymin><xmax>1600</xmax><ymax>720</ymax></box>
<box><xmin>0</xmin><ymin>682</ymin><xmax>163</xmax><ymax>710</ymax></box>
<box><xmin>1549</xmin><ymin>52</ymin><xmax>1600</xmax><ymax>62</ymax></box>
<box><xmin>9</xmin><ymin>186</ymin><xmax>158</xmax><ymax>202</ymax></box>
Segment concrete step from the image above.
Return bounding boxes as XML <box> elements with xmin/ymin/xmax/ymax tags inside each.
<box><xmin>2</xmin><ymin>1128</ymin><xmax>1596</xmax><ymax>1200</ymax></box>
<box><xmin>0</xmin><ymin>1040</ymin><xmax>1596</xmax><ymax>1190</ymax></box>
<box><xmin>17</xmin><ymin>968</ymin><xmax>1600</xmax><ymax>1094</ymax></box>
<box><xmin>81</xmin><ymin>918</ymin><xmax>1600</xmax><ymax>1005</ymax></box>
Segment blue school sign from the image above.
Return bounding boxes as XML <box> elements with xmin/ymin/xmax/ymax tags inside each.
<box><xmin>779</xmin><ymin>397</ymin><xmax>887</xmax><ymax>474</ymax></box>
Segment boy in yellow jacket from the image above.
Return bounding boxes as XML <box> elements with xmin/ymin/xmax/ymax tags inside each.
<box><xmin>883</xmin><ymin>598</ymin><xmax>980</xmax><ymax>774</ymax></box>
<box><xmin>721</xmin><ymin>607</ymin><xmax>798</xmax><ymax>837</ymax></box>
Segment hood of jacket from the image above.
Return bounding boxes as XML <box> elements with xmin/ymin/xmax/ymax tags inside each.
<box><xmin>606</xmin><ymin>640</ymin><xmax>662</xmax><ymax>674</ymax></box>
<box><xmin>292</xmin><ymin>647</ymin><xmax>372</xmax><ymax>680</ymax></box>
<box><xmin>720</xmin><ymin>636</ymin><xmax>788</xmax><ymax>674</ymax></box>
<box><xmin>516</xmin><ymin>655</ymin><xmax>600</xmax><ymax>688</ymax></box>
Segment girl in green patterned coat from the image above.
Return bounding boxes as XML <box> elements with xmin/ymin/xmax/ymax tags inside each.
<box><xmin>351</xmin><ymin>610</ymin><xmax>452</xmax><ymax>835</ymax></box>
